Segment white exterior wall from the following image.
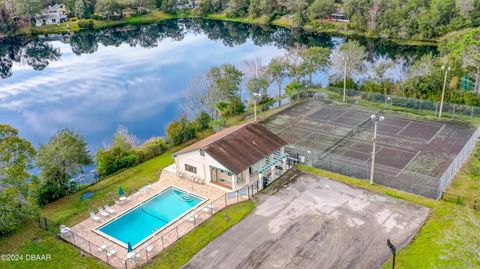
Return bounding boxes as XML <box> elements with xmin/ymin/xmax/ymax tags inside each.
<box><xmin>175</xmin><ymin>145</ymin><xmax>286</xmax><ymax>190</ymax></box>
<box><xmin>175</xmin><ymin>150</ymin><xmax>232</xmax><ymax>184</ymax></box>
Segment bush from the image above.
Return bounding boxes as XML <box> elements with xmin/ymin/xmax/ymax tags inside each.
<box><xmin>91</xmin><ymin>14</ymin><xmax>103</xmax><ymax>20</ymax></box>
<box><xmin>215</xmin><ymin>97</ymin><xmax>245</xmax><ymax>119</ymax></box>
<box><xmin>36</xmin><ymin>179</ymin><xmax>67</xmax><ymax>206</ymax></box>
<box><xmin>166</xmin><ymin>115</ymin><xmax>196</xmax><ymax>146</ymax></box>
<box><xmin>285</xmin><ymin>81</ymin><xmax>305</xmax><ymax>100</ymax></box>
<box><xmin>96</xmin><ymin>146</ymin><xmax>138</xmax><ymax>177</ymax></box>
<box><xmin>258</xmin><ymin>96</ymin><xmax>274</xmax><ymax>111</ymax></box>
<box><xmin>328</xmin><ymin>77</ymin><xmax>358</xmax><ymax>90</ymax></box>
<box><xmin>193</xmin><ymin>111</ymin><xmax>212</xmax><ymax>131</ymax></box>
<box><xmin>136</xmin><ymin>137</ymin><xmax>167</xmax><ymax>163</ymax></box>
<box><xmin>78</xmin><ymin>20</ymin><xmax>94</xmax><ymax>29</ymax></box>
<box><xmin>0</xmin><ymin>189</ymin><xmax>35</xmax><ymax>236</ymax></box>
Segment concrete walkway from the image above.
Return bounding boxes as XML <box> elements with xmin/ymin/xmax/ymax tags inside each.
<box><xmin>184</xmin><ymin>171</ymin><xmax>429</xmax><ymax>269</ymax></box>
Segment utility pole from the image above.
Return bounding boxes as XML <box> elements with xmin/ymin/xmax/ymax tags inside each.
<box><xmin>439</xmin><ymin>65</ymin><xmax>451</xmax><ymax>118</ymax></box>
<box><xmin>370</xmin><ymin>114</ymin><xmax>384</xmax><ymax>185</ymax></box>
<box><xmin>343</xmin><ymin>57</ymin><xmax>349</xmax><ymax>103</ymax></box>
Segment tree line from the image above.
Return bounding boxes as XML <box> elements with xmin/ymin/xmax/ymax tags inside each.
<box><xmin>1</xmin><ymin>0</ymin><xmax>480</xmax><ymax>41</ymax></box>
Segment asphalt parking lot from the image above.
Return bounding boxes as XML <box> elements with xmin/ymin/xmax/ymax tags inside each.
<box><xmin>183</xmin><ymin>171</ymin><xmax>429</xmax><ymax>269</ymax></box>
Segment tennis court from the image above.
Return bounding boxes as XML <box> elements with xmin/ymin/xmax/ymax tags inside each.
<box><xmin>263</xmin><ymin>99</ymin><xmax>478</xmax><ymax>199</ymax></box>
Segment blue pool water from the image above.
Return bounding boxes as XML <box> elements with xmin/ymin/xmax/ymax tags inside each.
<box><xmin>96</xmin><ymin>187</ymin><xmax>205</xmax><ymax>248</ymax></box>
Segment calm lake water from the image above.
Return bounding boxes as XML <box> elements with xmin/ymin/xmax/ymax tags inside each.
<box><xmin>0</xmin><ymin>19</ymin><xmax>436</xmax><ymax>153</ymax></box>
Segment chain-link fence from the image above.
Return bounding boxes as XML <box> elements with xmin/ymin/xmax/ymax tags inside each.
<box><xmin>307</xmin><ymin>87</ymin><xmax>480</xmax><ymax>121</ymax></box>
<box><xmin>285</xmin><ymin>126</ymin><xmax>478</xmax><ymax>200</ymax></box>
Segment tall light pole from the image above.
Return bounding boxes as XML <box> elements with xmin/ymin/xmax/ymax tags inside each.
<box><xmin>253</xmin><ymin>92</ymin><xmax>261</xmax><ymax>121</ymax></box>
<box><xmin>384</xmin><ymin>97</ymin><xmax>391</xmax><ymax>109</ymax></box>
<box><xmin>370</xmin><ymin>114</ymin><xmax>384</xmax><ymax>185</ymax></box>
<box><xmin>439</xmin><ymin>65</ymin><xmax>451</xmax><ymax>118</ymax></box>
<box><xmin>343</xmin><ymin>56</ymin><xmax>349</xmax><ymax>103</ymax></box>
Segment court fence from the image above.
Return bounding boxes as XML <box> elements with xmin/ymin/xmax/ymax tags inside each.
<box><xmin>286</xmin><ymin>124</ymin><xmax>479</xmax><ymax>200</ymax></box>
<box><xmin>302</xmin><ymin>87</ymin><xmax>480</xmax><ymax>121</ymax></box>
<box><xmin>438</xmin><ymin>127</ymin><xmax>480</xmax><ymax>199</ymax></box>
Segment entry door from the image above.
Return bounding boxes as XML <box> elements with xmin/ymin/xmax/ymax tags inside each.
<box><xmin>211</xmin><ymin>167</ymin><xmax>218</xmax><ymax>182</ymax></box>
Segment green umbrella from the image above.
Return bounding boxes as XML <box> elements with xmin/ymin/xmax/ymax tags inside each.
<box><xmin>118</xmin><ymin>186</ymin><xmax>125</xmax><ymax>197</ymax></box>
<box><xmin>127</xmin><ymin>242</ymin><xmax>133</xmax><ymax>253</ymax></box>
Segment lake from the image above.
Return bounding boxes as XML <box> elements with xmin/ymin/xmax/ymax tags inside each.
<box><xmin>0</xmin><ymin>18</ymin><xmax>435</xmax><ymax>153</ymax></box>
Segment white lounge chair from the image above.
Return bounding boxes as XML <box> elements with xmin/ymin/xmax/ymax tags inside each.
<box><xmin>202</xmin><ymin>204</ymin><xmax>215</xmax><ymax>213</ymax></box>
<box><xmin>187</xmin><ymin>214</ymin><xmax>198</xmax><ymax>223</ymax></box>
<box><xmin>98</xmin><ymin>207</ymin><xmax>110</xmax><ymax>217</ymax></box>
<box><xmin>89</xmin><ymin>211</ymin><xmax>101</xmax><ymax>222</ymax></box>
<box><xmin>97</xmin><ymin>244</ymin><xmax>108</xmax><ymax>252</ymax></box>
<box><xmin>104</xmin><ymin>205</ymin><xmax>116</xmax><ymax>214</ymax></box>
<box><xmin>107</xmin><ymin>249</ymin><xmax>117</xmax><ymax>257</ymax></box>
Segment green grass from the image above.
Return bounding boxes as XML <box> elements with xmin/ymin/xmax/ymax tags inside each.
<box><xmin>143</xmin><ymin>200</ymin><xmax>255</xmax><ymax>269</ymax></box>
<box><xmin>206</xmin><ymin>14</ymin><xmax>269</xmax><ymax>25</ymax></box>
<box><xmin>0</xmin><ymin>225</ymin><xmax>109</xmax><ymax>269</ymax></box>
<box><xmin>298</xmin><ymin>149</ymin><xmax>480</xmax><ymax>269</ymax></box>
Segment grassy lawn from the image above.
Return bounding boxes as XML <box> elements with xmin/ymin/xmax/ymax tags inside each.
<box><xmin>298</xmin><ymin>149</ymin><xmax>480</xmax><ymax>268</ymax></box>
<box><xmin>143</xmin><ymin>200</ymin><xmax>255</xmax><ymax>269</ymax></box>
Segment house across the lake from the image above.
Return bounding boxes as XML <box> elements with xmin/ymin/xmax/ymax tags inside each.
<box><xmin>173</xmin><ymin>122</ymin><xmax>289</xmax><ymax>190</ymax></box>
<box><xmin>34</xmin><ymin>4</ymin><xmax>68</xmax><ymax>26</ymax></box>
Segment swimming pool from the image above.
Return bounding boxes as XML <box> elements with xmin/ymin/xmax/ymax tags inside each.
<box><xmin>94</xmin><ymin>187</ymin><xmax>206</xmax><ymax>248</ymax></box>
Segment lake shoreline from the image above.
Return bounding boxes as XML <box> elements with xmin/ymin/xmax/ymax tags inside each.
<box><xmin>6</xmin><ymin>11</ymin><xmax>437</xmax><ymax>47</ymax></box>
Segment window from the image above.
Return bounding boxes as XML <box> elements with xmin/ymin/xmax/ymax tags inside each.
<box><xmin>200</xmin><ymin>150</ymin><xmax>205</xmax><ymax>157</ymax></box>
<box><xmin>185</xmin><ymin>164</ymin><xmax>197</xmax><ymax>174</ymax></box>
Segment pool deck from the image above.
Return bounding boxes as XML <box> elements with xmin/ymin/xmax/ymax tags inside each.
<box><xmin>65</xmin><ymin>170</ymin><xmax>234</xmax><ymax>268</ymax></box>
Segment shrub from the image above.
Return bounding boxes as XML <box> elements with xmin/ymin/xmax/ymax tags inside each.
<box><xmin>285</xmin><ymin>81</ymin><xmax>305</xmax><ymax>100</ymax></box>
<box><xmin>78</xmin><ymin>20</ymin><xmax>94</xmax><ymax>29</ymax></box>
<box><xmin>96</xmin><ymin>146</ymin><xmax>138</xmax><ymax>177</ymax></box>
<box><xmin>166</xmin><ymin>115</ymin><xmax>196</xmax><ymax>146</ymax></box>
<box><xmin>136</xmin><ymin>137</ymin><xmax>167</xmax><ymax>163</ymax></box>
<box><xmin>193</xmin><ymin>111</ymin><xmax>212</xmax><ymax>131</ymax></box>
<box><xmin>258</xmin><ymin>96</ymin><xmax>274</xmax><ymax>111</ymax></box>
<box><xmin>0</xmin><ymin>189</ymin><xmax>36</xmax><ymax>236</ymax></box>
<box><xmin>328</xmin><ymin>77</ymin><xmax>358</xmax><ymax>90</ymax></box>
<box><xmin>36</xmin><ymin>178</ymin><xmax>67</xmax><ymax>206</ymax></box>
<box><xmin>215</xmin><ymin>97</ymin><xmax>245</xmax><ymax>119</ymax></box>
<box><xmin>91</xmin><ymin>14</ymin><xmax>103</xmax><ymax>20</ymax></box>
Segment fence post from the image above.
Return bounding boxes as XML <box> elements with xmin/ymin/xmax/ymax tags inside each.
<box><xmin>161</xmin><ymin>236</ymin><xmax>164</xmax><ymax>250</ymax></box>
<box><xmin>44</xmin><ymin>218</ymin><xmax>48</xmax><ymax>231</ymax></box>
<box><xmin>88</xmin><ymin>241</ymin><xmax>92</xmax><ymax>253</ymax></box>
<box><xmin>224</xmin><ymin>194</ymin><xmax>227</xmax><ymax>206</ymax></box>
<box><xmin>176</xmin><ymin>226</ymin><xmax>179</xmax><ymax>239</ymax></box>
<box><xmin>105</xmin><ymin>249</ymin><xmax>109</xmax><ymax>264</ymax></box>
<box><xmin>125</xmin><ymin>260</ymin><xmax>128</xmax><ymax>269</ymax></box>
<box><xmin>72</xmin><ymin>232</ymin><xmax>76</xmax><ymax>245</ymax></box>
